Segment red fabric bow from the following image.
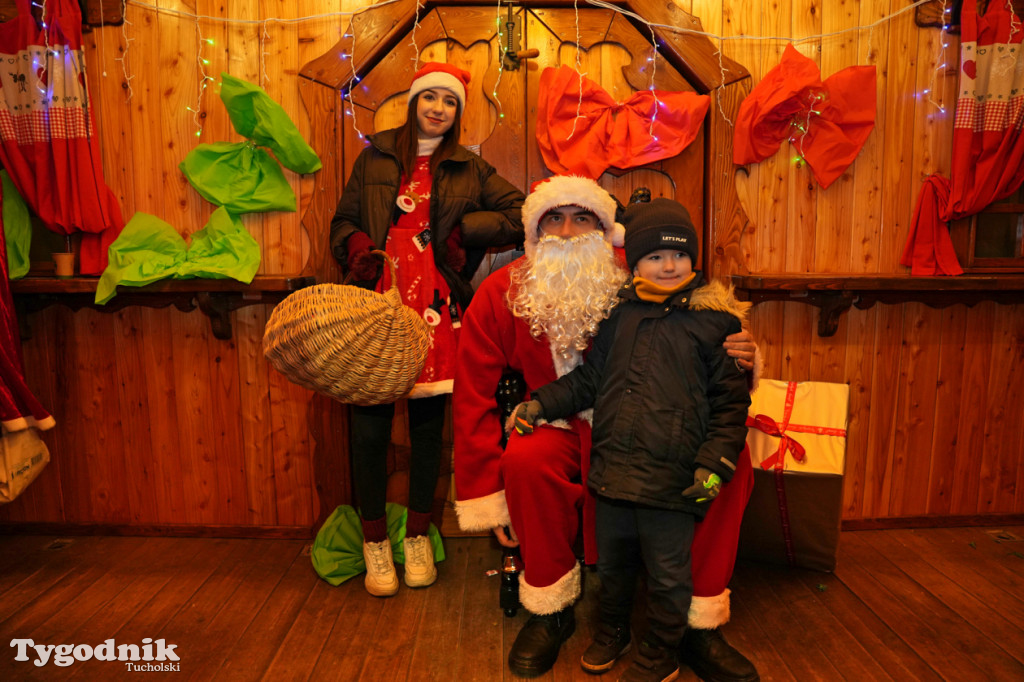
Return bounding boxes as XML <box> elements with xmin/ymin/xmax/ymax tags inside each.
<box><xmin>536</xmin><ymin>66</ymin><xmax>709</xmax><ymax>179</ymax></box>
<box><xmin>733</xmin><ymin>44</ymin><xmax>876</xmax><ymax>189</ymax></box>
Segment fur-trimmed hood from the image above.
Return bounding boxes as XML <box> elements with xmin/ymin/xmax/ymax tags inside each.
<box><xmin>688</xmin><ymin>278</ymin><xmax>751</xmax><ymax>324</ymax></box>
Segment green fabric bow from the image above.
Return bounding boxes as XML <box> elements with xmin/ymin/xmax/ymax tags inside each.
<box><xmin>180</xmin><ymin>142</ymin><xmax>297</xmax><ymax>214</ymax></box>
<box><xmin>95</xmin><ymin>208</ymin><xmax>260</xmax><ymax>304</ymax></box>
<box><xmin>220</xmin><ymin>73</ymin><xmax>322</xmax><ymax>174</ymax></box>
<box><xmin>311</xmin><ymin>503</ymin><xmax>446</xmax><ymax>587</ymax></box>
<box><xmin>179</xmin><ymin>74</ymin><xmax>321</xmax><ymax>214</ymax></box>
<box><xmin>2</xmin><ymin>170</ymin><xmax>31</xmax><ymax>280</ymax></box>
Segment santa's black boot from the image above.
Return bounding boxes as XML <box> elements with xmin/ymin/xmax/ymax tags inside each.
<box><xmin>508</xmin><ymin>607</ymin><xmax>576</xmax><ymax>678</ymax></box>
<box><xmin>681</xmin><ymin>628</ymin><xmax>759</xmax><ymax>682</ymax></box>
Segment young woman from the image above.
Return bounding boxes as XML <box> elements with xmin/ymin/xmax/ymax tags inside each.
<box><xmin>329</xmin><ymin>62</ymin><xmax>524</xmax><ymax>596</ymax></box>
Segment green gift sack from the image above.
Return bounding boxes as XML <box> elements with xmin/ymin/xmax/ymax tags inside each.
<box><xmin>2</xmin><ymin>170</ymin><xmax>31</xmax><ymax>280</ymax></box>
<box><xmin>178</xmin><ymin>207</ymin><xmax>260</xmax><ymax>282</ymax></box>
<box><xmin>220</xmin><ymin>73</ymin><xmax>322</xmax><ymax>174</ymax></box>
<box><xmin>311</xmin><ymin>503</ymin><xmax>445</xmax><ymax>586</ymax></box>
<box><xmin>180</xmin><ymin>142</ymin><xmax>296</xmax><ymax>214</ymax></box>
<box><xmin>96</xmin><ymin>213</ymin><xmax>188</xmax><ymax>304</ymax></box>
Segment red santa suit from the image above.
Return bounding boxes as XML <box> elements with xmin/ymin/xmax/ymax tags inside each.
<box><xmin>454</xmin><ymin>258</ymin><xmax>756</xmax><ymax>626</ymax></box>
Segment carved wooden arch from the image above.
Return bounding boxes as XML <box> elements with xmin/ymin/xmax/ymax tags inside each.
<box><xmin>296</xmin><ymin>0</ymin><xmax>756</xmax><ymax>521</ymax></box>
<box><xmin>298</xmin><ymin>0</ymin><xmax>755</xmax><ymax>284</ymax></box>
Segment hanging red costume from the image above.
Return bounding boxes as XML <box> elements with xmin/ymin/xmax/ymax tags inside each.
<box><xmin>0</xmin><ymin>0</ymin><xmax>123</xmax><ymax>275</ymax></box>
<box><xmin>902</xmin><ymin>1</ymin><xmax>1024</xmax><ymax>275</ymax></box>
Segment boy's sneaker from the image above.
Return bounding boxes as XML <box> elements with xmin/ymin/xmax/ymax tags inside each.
<box><xmin>581</xmin><ymin>622</ymin><xmax>631</xmax><ymax>673</ymax></box>
<box><xmin>618</xmin><ymin>640</ymin><xmax>679</xmax><ymax>682</ymax></box>
<box><xmin>402</xmin><ymin>535</ymin><xmax>437</xmax><ymax>588</ymax></box>
<box><xmin>363</xmin><ymin>540</ymin><xmax>399</xmax><ymax>597</ymax></box>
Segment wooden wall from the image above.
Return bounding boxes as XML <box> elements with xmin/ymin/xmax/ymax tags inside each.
<box><xmin>3</xmin><ymin>0</ymin><xmax>1022</xmax><ymax>532</ymax></box>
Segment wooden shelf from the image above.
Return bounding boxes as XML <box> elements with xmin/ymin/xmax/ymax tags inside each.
<box><xmin>12</xmin><ymin>275</ymin><xmax>316</xmax><ymax>341</ymax></box>
<box><xmin>731</xmin><ymin>273</ymin><xmax>1024</xmax><ymax>337</ymax></box>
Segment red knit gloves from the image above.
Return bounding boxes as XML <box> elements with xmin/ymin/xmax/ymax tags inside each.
<box><xmin>349</xmin><ymin>228</ymin><xmax>465</xmax><ymax>277</ymax></box>
<box><xmin>445</xmin><ymin>226</ymin><xmax>467</xmax><ymax>272</ymax></box>
<box><xmin>346</xmin><ymin>231</ymin><xmax>379</xmax><ymax>281</ymax></box>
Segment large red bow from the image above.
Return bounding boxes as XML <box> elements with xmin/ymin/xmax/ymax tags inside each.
<box><xmin>733</xmin><ymin>44</ymin><xmax>876</xmax><ymax>189</ymax></box>
<box><xmin>536</xmin><ymin>66</ymin><xmax>709</xmax><ymax>179</ymax></box>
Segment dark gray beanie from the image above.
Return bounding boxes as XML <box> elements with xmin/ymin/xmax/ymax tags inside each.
<box><xmin>623</xmin><ymin>198</ymin><xmax>699</xmax><ymax>270</ymax></box>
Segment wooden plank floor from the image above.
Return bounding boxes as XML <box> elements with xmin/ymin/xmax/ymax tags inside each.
<box><xmin>1</xmin><ymin>527</ymin><xmax>1022</xmax><ymax>681</ymax></box>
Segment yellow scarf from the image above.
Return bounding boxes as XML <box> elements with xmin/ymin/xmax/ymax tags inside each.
<box><xmin>632</xmin><ymin>273</ymin><xmax>696</xmax><ymax>303</ymax></box>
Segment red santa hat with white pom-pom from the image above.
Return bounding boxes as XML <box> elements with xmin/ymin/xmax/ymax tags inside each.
<box><xmin>408</xmin><ymin>62</ymin><xmax>471</xmax><ymax>111</ymax></box>
<box><xmin>520</xmin><ymin>175</ymin><xmax>625</xmax><ymax>258</ymax></box>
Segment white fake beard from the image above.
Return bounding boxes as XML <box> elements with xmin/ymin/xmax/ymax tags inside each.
<box><xmin>509</xmin><ymin>231</ymin><xmax>626</xmax><ymax>361</ymax></box>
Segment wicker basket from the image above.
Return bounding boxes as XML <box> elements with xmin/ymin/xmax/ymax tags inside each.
<box><xmin>263</xmin><ymin>251</ymin><xmax>431</xmax><ymax>405</ymax></box>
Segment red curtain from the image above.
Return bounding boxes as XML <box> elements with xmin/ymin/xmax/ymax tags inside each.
<box><xmin>0</xmin><ymin>0</ymin><xmax>123</xmax><ymax>276</ymax></box>
<box><xmin>901</xmin><ymin>1</ymin><xmax>1024</xmax><ymax>275</ymax></box>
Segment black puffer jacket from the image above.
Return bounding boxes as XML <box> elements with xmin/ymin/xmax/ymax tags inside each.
<box><xmin>329</xmin><ymin>129</ymin><xmax>524</xmax><ymax>307</ymax></box>
<box><xmin>533</xmin><ymin>274</ymin><xmax>751</xmax><ymax>516</ymax></box>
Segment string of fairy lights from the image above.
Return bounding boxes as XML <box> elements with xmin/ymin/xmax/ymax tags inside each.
<box><xmin>923</xmin><ymin>1</ymin><xmax>954</xmax><ymax>114</ymax></box>
<box><xmin>82</xmin><ymin>0</ymin><xmax>977</xmax><ymax>145</ymax></box>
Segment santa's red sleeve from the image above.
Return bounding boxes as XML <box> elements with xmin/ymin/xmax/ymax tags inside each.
<box><xmin>452</xmin><ymin>268</ymin><xmax>517</xmax><ymax>532</ymax></box>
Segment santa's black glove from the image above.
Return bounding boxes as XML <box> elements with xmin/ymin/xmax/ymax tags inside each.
<box><xmin>681</xmin><ymin>467</ymin><xmax>722</xmax><ymax>502</ymax></box>
<box><xmin>508</xmin><ymin>400</ymin><xmax>543</xmax><ymax>436</ymax></box>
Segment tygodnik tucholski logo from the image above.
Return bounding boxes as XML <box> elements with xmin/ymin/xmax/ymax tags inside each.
<box><xmin>10</xmin><ymin>638</ymin><xmax>180</xmax><ymax>671</ymax></box>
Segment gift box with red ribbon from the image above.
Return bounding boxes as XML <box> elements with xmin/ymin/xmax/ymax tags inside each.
<box><xmin>738</xmin><ymin>379</ymin><xmax>849</xmax><ymax>572</ymax></box>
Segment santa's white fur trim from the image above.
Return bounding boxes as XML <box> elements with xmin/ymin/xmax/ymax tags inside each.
<box><xmin>688</xmin><ymin>589</ymin><xmax>731</xmax><ymax>629</ymax></box>
<box><xmin>750</xmin><ymin>345</ymin><xmax>763</xmax><ymax>393</ymax></box>
<box><xmin>609</xmin><ymin>220</ymin><xmax>625</xmax><ymax>247</ymax></box>
<box><xmin>551</xmin><ymin>344</ymin><xmax>584</xmax><ymax>379</ymax></box>
<box><xmin>548</xmin><ymin>344</ymin><xmax>593</xmax><ymax>425</ymax></box>
<box><xmin>454</xmin><ymin>489</ymin><xmax>510</xmax><ymax>532</ymax></box>
<box><xmin>519</xmin><ymin>562</ymin><xmax>581</xmax><ymax>614</ymax></box>
<box><xmin>407</xmin><ymin>380</ymin><xmax>453</xmax><ymax>399</ymax></box>
<box><xmin>522</xmin><ymin>176</ymin><xmax>620</xmax><ymax>258</ymax></box>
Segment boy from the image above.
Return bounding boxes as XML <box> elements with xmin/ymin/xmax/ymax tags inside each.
<box><xmin>512</xmin><ymin>198</ymin><xmax>752</xmax><ymax>682</ymax></box>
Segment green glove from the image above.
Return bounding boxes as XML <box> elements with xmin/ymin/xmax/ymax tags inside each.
<box><xmin>509</xmin><ymin>400</ymin><xmax>544</xmax><ymax>436</ymax></box>
<box><xmin>681</xmin><ymin>467</ymin><xmax>722</xmax><ymax>503</ymax></box>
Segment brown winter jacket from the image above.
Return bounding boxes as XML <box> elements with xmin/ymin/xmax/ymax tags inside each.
<box><xmin>328</xmin><ymin>128</ymin><xmax>524</xmax><ymax>307</ymax></box>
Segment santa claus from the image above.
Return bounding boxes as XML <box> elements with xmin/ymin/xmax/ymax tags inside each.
<box><xmin>453</xmin><ymin>175</ymin><xmax>760</xmax><ymax>681</ymax></box>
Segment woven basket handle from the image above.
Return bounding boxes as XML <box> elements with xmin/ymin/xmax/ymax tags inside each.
<box><xmin>343</xmin><ymin>249</ymin><xmax>398</xmax><ymax>289</ymax></box>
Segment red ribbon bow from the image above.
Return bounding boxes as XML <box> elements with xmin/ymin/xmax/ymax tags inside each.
<box><xmin>536</xmin><ymin>66</ymin><xmax>710</xmax><ymax>179</ymax></box>
<box><xmin>733</xmin><ymin>44</ymin><xmax>876</xmax><ymax>189</ymax></box>
<box><xmin>745</xmin><ymin>381</ymin><xmax>847</xmax><ymax>470</ymax></box>
<box><xmin>746</xmin><ymin>413</ymin><xmax>806</xmax><ymax>469</ymax></box>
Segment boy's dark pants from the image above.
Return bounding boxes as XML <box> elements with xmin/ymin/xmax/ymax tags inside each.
<box><xmin>595</xmin><ymin>496</ymin><xmax>695</xmax><ymax>649</ymax></box>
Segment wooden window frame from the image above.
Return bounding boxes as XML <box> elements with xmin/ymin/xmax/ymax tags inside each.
<box><xmin>950</xmin><ymin>190</ymin><xmax>1024</xmax><ymax>273</ymax></box>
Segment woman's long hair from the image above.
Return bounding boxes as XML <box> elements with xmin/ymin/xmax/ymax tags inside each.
<box><xmin>394</xmin><ymin>93</ymin><xmax>463</xmax><ymax>180</ymax></box>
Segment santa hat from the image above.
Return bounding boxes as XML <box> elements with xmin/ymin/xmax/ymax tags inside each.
<box><xmin>521</xmin><ymin>175</ymin><xmax>625</xmax><ymax>258</ymax></box>
<box><xmin>408</xmin><ymin>62</ymin><xmax>471</xmax><ymax>111</ymax></box>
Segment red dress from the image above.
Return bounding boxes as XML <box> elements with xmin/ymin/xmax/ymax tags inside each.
<box><xmin>377</xmin><ymin>156</ymin><xmax>460</xmax><ymax>398</ymax></box>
